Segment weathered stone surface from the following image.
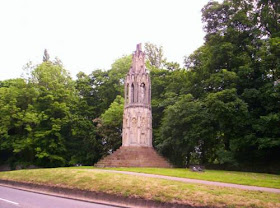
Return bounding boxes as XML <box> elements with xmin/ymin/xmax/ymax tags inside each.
<box><xmin>123</xmin><ymin>43</ymin><xmax>152</xmax><ymax>147</ymax></box>
<box><xmin>122</xmin><ymin>107</ymin><xmax>152</xmax><ymax>147</ymax></box>
<box><xmin>95</xmin><ymin>44</ymin><xmax>171</xmax><ymax>168</ymax></box>
<box><xmin>95</xmin><ymin>146</ymin><xmax>172</xmax><ymax>168</ymax></box>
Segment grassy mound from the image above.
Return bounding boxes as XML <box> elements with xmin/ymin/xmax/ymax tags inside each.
<box><xmin>0</xmin><ymin>168</ymin><xmax>279</xmax><ymax>208</ymax></box>
<box><xmin>101</xmin><ymin>167</ymin><xmax>280</xmax><ymax>189</ymax></box>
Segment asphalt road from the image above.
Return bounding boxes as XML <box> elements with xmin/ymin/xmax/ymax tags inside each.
<box><xmin>0</xmin><ymin>186</ymin><xmax>119</xmax><ymax>208</ymax></box>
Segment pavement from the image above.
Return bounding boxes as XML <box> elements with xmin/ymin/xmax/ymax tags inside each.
<box><xmin>92</xmin><ymin>169</ymin><xmax>280</xmax><ymax>193</ymax></box>
<box><xmin>0</xmin><ymin>186</ymin><xmax>118</xmax><ymax>208</ymax></box>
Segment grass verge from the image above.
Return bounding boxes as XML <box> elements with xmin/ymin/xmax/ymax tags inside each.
<box><xmin>0</xmin><ymin>168</ymin><xmax>279</xmax><ymax>208</ymax></box>
<box><xmin>89</xmin><ymin>167</ymin><xmax>279</xmax><ymax>189</ymax></box>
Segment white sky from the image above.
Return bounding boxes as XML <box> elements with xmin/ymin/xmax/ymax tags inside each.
<box><xmin>0</xmin><ymin>0</ymin><xmax>214</xmax><ymax>80</ymax></box>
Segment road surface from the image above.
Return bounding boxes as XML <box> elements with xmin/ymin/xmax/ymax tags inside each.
<box><xmin>0</xmin><ymin>186</ymin><xmax>119</xmax><ymax>208</ymax></box>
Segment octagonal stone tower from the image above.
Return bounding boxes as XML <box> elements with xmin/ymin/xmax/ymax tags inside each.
<box><xmin>122</xmin><ymin>43</ymin><xmax>152</xmax><ymax>147</ymax></box>
<box><xmin>95</xmin><ymin>44</ymin><xmax>171</xmax><ymax>168</ymax></box>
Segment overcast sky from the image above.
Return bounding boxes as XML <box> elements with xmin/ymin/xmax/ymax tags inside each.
<box><xmin>0</xmin><ymin>0</ymin><xmax>216</xmax><ymax>80</ymax></box>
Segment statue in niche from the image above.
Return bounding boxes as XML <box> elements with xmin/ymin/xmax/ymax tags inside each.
<box><xmin>131</xmin><ymin>117</ymin><xmax>137</xmax><ymax>143</ymax></box>
<box><xmin>140</xmin><ymin>117</ymin><xmax>146</xmax><ymax>144</ymax></box>
<box><xmin>131</xmin><ymin>83</ymin><xmax>134</xmax><ymax>103</ymax></box>
<box><xmin>126</xmin><ymin>84</ymin><xmax>129</xmax><ymax>104</ymax></box>
<box><xmin>123</xmin><ymin>118</ymin><xmax>128</xmax><ymax>128</ymax></box>
<box><xmin>140</xmin><ymin>83</ymin><xmax>145</xmax><ymax>103</ymax></box>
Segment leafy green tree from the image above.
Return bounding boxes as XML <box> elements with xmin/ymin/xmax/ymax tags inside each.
<box><xmin>256</xmin><ymin>0</ymin><xmax>280</xmax><ymax>37</ymax></box>
<box><xmin>144</xmin><ymin>42</ymin><xmax>166</xmax><ymax>68</ymax></box>
<box><xmin>109</xmin><ymin>55</ymin><xmax>132</xmax><ymax>94</ymax></box>
<box><xmin>178</xmin><ymin>0</ymin><xmax>280</xmax><ymax>171</ymax></box>
<box><xmin>163</xmin><ymin>61</ymin><xmax>181</xmax><ymax>72</ymax></box>
<box><xmin>83</xmin><ymin>55</ymin><xmax>131</xmax><ymax>116</ymax></box>
<box><xmin>28</xmin><ymin>62</ymin><xmax>75</xmax><ymax>167</ymax></box>
<box><xmin>95</xmin><ymin>95</ymin><xmax>124</xmax><ymax>155</ymax></box>
<box><xmin>204</xmin><ymin>89</ymin><xmax>248</xmax><ymax>166</ymax></box>
<box><xmin>0</xmin><ymin>79</ymin><xmax>39</xmax><ymax>167</ymax></box>
<box><xmin>158</xmin><ymin>94</ymin><xmax>212</xmax><ymax>167</ymax></box>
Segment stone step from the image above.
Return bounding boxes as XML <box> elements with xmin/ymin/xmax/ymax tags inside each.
<box><xmin>95</xmin><ymin>146</ymin><xmax>172</xmax><ymax>168</ymax></box>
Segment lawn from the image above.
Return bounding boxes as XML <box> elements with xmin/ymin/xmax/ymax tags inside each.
<box><xmin>0</xmin><ymin>168</ymin><xmax>279</xmax><ymax>208</ymax></box>
<box><xmin>71</xmin><ymin>166</ymin><xmax>280</xmax><ymax>189</ymax></box>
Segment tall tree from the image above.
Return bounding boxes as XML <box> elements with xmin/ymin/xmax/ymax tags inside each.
<box><xmin>94</xmin><ymin>95</ymin><xmax>124</xmax><ymax>156</ymax></box>
<box><xmin>144</xmin><ymin>42</ymin><xmax>166</xmax><ymax>68</ymax></box>
<box><xmin>179</xmin><ymin>0</ymin><xmax>280</xmax><ymax>171</ymax></box>
<box><xmin>158</xmin><ymin>94</ymin><xmax>213</xmax><ymax>167</ymax></box>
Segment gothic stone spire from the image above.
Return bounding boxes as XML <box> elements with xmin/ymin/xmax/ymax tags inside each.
<box><xmin>122</xmin><ymin>44</ymin><xmax>152</xmax><ymax>147</ymax></box>
<box><xmin>129</xmin><ymin>43</ymin><xmax>146</xmax><ymax>74</ymax></box>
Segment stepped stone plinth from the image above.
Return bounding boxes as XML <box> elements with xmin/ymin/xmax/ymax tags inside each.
<box><xmin>95</xmin><ymin>146</ymin><xmax>172</xmax><ymax>168</ymax></box>
<box><xmin>94</xmin><ymin>44</ymin><xmax>172</xmax><ymax>168</ymax></box>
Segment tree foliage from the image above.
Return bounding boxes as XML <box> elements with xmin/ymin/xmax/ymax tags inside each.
<box><xmin>144</xmin><ymin>42</ymin><xmax>166</xmax><ymax>68</ymax></box>
<box><xmin>95</xmin><ymin>95</ymin><xmax>124</xmax><ymax>156</ymax></box>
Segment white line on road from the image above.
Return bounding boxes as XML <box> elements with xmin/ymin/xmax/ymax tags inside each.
<box><xmin>0</xmin><ymin>197</ymin><xmax>19</xmax><ymax>206</ymax></box>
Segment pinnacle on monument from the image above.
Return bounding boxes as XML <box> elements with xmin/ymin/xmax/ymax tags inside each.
<box><xmin>130</xmin><ymin>43</ymin><xmax>146</xmax><ymax>74</ymax></box>
<box><xmin>43</xmin><ymin>49</ymin><xmax>50</xmax><ymax>62</ymax></box>
<box><xmin>136</xmin><ymin>43</ymin><xmax>142</xmax><ymax>52</ymax></box>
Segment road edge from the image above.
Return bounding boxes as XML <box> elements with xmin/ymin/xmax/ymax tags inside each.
<box><xmin>0</xmin><ymin>179</ymin><xmax>205</xmax><ymax>208</ymax></box>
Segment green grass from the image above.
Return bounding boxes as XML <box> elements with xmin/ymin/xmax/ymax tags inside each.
<box><xmin>0</xmin><ymin>168</ymin><xmax>279</xmax><ymax>208</ymax></box>
<box><xmin>71</xmin><ymin>166</ymin><xmax>280</xmax><ymax>189</ymax></box>
<box><xmin>108</xmin><ymin>167</ymin><xmax>280</xmax><ymax>189</ymax></box>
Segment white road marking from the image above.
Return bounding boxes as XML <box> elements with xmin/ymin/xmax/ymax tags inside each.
<box><xmin>0</xmin><ymin>197</ymin><xmax>19</xmax><ymax>206</ymax></box>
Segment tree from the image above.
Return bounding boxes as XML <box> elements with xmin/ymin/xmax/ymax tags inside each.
<box><xmin>144</xmin><ymin>42</ymin><xmax>166</xmax><ymax>68</ymax></box>
<box><xmin>204</xmin><ymin>89</ymin><xmax>248</xmax><ymax>166</ymax></box>
<box><xmin>95</xmin><ymin>95</ymin><xmax>124</xmax><ymax>155</ymax></box>
<box><xmin>179</xmin><ymin>0</ymin><xmax>280</xmax><ymax>171</ymax></box>
<box><xmin>0</xmin><ymin>78</ymin><xmax>39</xmax><ymax>167</ymax></box>
<box><xmin>158</xmin><ymin>94</ymin><xmax>212</xmax><ymax>167</ymax></box>
<box><xmin>256</xmin><ymin>0</ymin><xmax>280</xmax><ymax>37</ymax></box>
<box><xmin>27</xmin><ymin>62</ymin><xmax>75</xmax><ymax>167</ymax></box>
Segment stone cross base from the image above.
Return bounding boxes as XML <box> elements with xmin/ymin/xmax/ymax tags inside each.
<box><xmin>94</xmin><ymin>146</ymin><xmax>172</xmax><ymax>168</ymax></box>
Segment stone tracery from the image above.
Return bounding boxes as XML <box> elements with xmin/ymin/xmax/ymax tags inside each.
<box><xmin>122</xmin><ymin>44</ymin><xmax>152</xmax><ymax>147</ymax></box>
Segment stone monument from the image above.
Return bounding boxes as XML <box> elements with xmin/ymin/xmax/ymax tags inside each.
<box><xmin>122</xmin><ymin>43</ymin><xmax>152</xmax><ymax>148</ymax></box>
<box><xmin>95</xmin><ymin>44</ymin><xmax>171</xmax><ymax>168</ymax></box>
